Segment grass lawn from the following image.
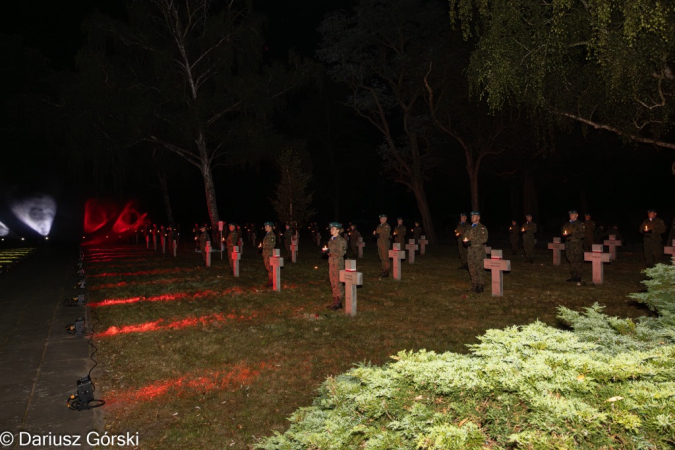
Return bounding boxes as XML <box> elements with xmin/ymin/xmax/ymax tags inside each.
<box><xmin>86</xmin><ymin>239</ymin><xmax>654</xmax><ymax>449</ymax></box>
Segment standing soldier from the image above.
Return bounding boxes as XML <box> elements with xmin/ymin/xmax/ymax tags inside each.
<box><xmin>668</xmin><ymin>216</ymin><xmax>675</xmax><ymax>248</ymax></box>
<box><xmin>262</xmin><ymin>222</ymin><xmax>276</xmax><ymax>287</ymax></box>
<box><xmin>393</xmin><ymin>217</ymin><xmax>406</xmax><ymax>245</ymax></box>
<box><xmin>193</xmin><ymin>223</ymin><xmax>200</xmax><ymax>250</ymax></box>
<box><xmin>562</xmin><ymin>210</ymin><xmax>585</xmax><ymax>283</ymax></box>
<box><xmin>348</xmin><ymin>223</ymin><xmax>361</xmax><ymax>258</ymax></box>
<box><xmin>583</xmin><ymin>213</ymin><xmax>596</xmax><ymax>252</ymax></box>
<box><xmin>412</xmin><ymin>221</ymin><xmax>423</xmax><ymax>243</ymax></box>
<box><xmin>326</xmin><ymin>222</ymin><xmax>347</xmax><ymax>310</ymax></box>
<box><xmin>198</xmin><ymin>225</ymin><xmax>209</xmax><ymax>264</ymax></box>
<box><xmin>455</xmin><ymin>213</ymin><xmax>470</xmax><ymax>270</ymax></box>
<box><xmin>464</xmin><ymin>211</ymin><xmax>488</xmax><ymax>293</ymax></box>
<box><xmin>373</xmin><ymin>214</ymin><xmax>391</xmax><ymax>277</ymax></box>
<box><xmin>639</xmin><ymin>209</ymin><xmax>667</xmax><ymax>267</ymax></box>
<box><xmin>226</xmin><ymin>223</ymin><xmax>239</xmax><ymax>270</ymax></box>
<box><xmin>508</xmin><ymin>220</ymin><xmax>520</xmax><ymax>255</ymax></box>
<box><xmin>521</xmin><ymin>214</ymin><xmax>537</xmax><ymax>263</ymax></box>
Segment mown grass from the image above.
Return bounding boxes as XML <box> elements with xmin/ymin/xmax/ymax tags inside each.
<box><xmin>87</xmin><ymin>240</ymin><xmax>653</xmax><ymax>449</ymax></box>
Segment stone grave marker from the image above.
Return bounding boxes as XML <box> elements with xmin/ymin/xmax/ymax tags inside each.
<box><xmin>584</xmin><ymin>244</ymin><xmax>611</xmax><ymax>285</ymax></box>
<box><xmin>238</xmin><ymin>238</ymin><xmax>244</xmax><ymax>255</ymax></box>
<box><xmin>146</xmin><ymin>235</ymin><xmax>150</xmax><ymax>249</ymax></box>
<box><xmin>356</xmin><ymin>237</ymin><xmax>365</xmax><ymax>258</ymax></box>
<box><xmin>173</xmin><ymin>239</ymin><xmax>177</xmax><ymax>257</ymax></box>
<box><xmin>548</xmin><ymin>238</ymin><xmax>565</xmax><ymax>266</ymax></box>
<box><xmin>161</xmin><ymin>235</ymin><xmax>166</xmax><ymax>254</ymax></box>
<box><xmin>290</xmin><ymin>236</ymin><xmax>298</xmax><ymax>263</ymax></box>
<box><xmin>603</xmin><ymin>235</ymin><xmax>622</xmax><ymax>262</ymax></box>
<box><xmin>483</xmin><ymin>249</ymin><xmax>511</xmax><ymax>297</ymax></box>
<box><xmin>231</xmin><ymin>246</ymin><xmax>241</xmax><ymax>277</ymax></box>
<box><xmin>665</xmin><ymin>240</ymin><xmax>675</xmax><ymax>265</ymax></box>
<box><xmin>388</xmin><ymin>243</ymin><xmax>406</xmax><ymax>280</ymax></box>
<box><xmin>205</xmin><ymin>241</ymin><xmax>212</xmax><ymax>267</ymax></box>
<box><xmin>339</xmin><ymin>259</ymin><xmax>363</xmax><ymax>317</ymax></box>
<box><xmin>419</xmin><ymin>236</ymin><xmax>429</xmax><ymax>255</ymax></box>
<box><xmin>270</xmin><ymin>249</ymin><xmax>284</xmax><ymax>292</ymax></box>
<box><xmin>405</xmin><ymin>239</ymin><xmax>418</xmax><ymax>264</ymax></box>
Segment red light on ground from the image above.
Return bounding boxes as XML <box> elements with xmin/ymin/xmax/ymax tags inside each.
<box><xmin>98</xmin><ymin>311</ymin><xmax>256</xmax><ymax>337</ymax></box>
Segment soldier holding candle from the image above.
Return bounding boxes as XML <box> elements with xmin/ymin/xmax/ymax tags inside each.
<box><xmin>262</xmin><ymin>222</ymin><xmax>276</xmax><ymax>287</ymax></box>
<box><xmin>326</xmin><ymin>222</ymin><xmax>347</xmax><ymax>310</ymax></box>
<box><xmin>393</xmin><ymin>217</ymin><xmax>406</xmax><ymax>245</ymax></box>
<box><xmin>639</xmin><ymin>209</ymin><xmax>667</xmax><ymax>267</ymax></box>
<box><xmin>509</xmin><ymin>220</ymin><xmax>520</xmax><ymax>255</ymax></box>
<box><xmin>464</xmin><ymin>211</ymin><xmax>488</xmax><ymax>293</ymax></box>
<box><xmin>373</xmin><ymin>214</ymin><xmax>391</xmax><ymax>277</ymax></box>
<box><xmin>521</xmin><ymin>214</ymin><xmax>537</xmax><ymax>263</ymax></box>
<box><xmin>562</xmin><ymin>210</ymin><xmax>585</xmax><ymax>283</ymax></box>
<box><xmin>583</xmin><ymin>213</ymin><xmax>596</xmax><ymax>252</ymax></box>
<box><xmin>226</xmin><ymin>223</ymin><xmax>239</xmax><ymax>270</ymax></box>
<box><xmin>455</xmin><ymin>213</ymin><xmax>470</xmax><ymax>270</ymax></box>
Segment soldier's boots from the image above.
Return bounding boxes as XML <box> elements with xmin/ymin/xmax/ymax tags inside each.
<box><xmin>327</xmin><ymin>297</ymin><xmax>343</xmax><ymax>310</ymax></box>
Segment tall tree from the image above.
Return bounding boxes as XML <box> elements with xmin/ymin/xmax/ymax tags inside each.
<box><xmin>448</xmin><ymin>0</ymin><xmax>675</xmax><ymax>151</ymax></box>
<box><xmin>318</xmin><ymin>0</ymin><xmax>446</xmax><ymax>244</ymax></box>
<box><xmin>271</xmin><ymin>148</ymin><xmax>316</xmax><ymax>226</ymax></box>
<box><xmin>66</xmin><ymin>0</ymin><xmax>308</xmax><ymax>229</ymax></box>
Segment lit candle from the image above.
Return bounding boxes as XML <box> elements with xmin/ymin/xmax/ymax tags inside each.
<box><xmin>463</xmin><ymin>237</ymin><xmax>469</xmax><ymax>243</ymax></box>
<box><xmin>644</xmin><ymin>226</ymin><xmax>649</xmax><ymax>232</ymax></box>
<box><xmin>521</xmin><ymin>227</ymin><xmax>525</xmax><ymax>232</ymax></box>
<box><xmin>563</xmin><ymin>230</ymin><xmax>568</xmax><ymax>236</ymax></box>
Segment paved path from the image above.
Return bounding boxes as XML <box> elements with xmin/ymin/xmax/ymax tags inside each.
<box><xmin>0</xmin><ymin>244</ymin><xmax>97</xmax><ymax>449</ymax></box>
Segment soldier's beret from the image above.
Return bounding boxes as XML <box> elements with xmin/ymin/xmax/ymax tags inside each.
<box><xmin>470</xmin><ymin>211</ymin><xmax>480</xmax><ymax>216</ymax></box>
<box><xmin>379</xmin><ymin>214</ymin><xmax>387</xmax><ymax>218</ymax></box>
<box><xmin>525</xmin><ymin>213</ymin><xmax>532</xmax><ymax>217</ymax></box>
<box><xmin>647</xmin><ymin>209</ymin><xmax>657</xmax><ymax>213</ymax></box>
<box><xmin>568</xmin><ymin>210</ymin><xmax>578</xmax><ymax>214</ymax></box>
<box><xmin>584</xmin><ymin>213</ymin><xmax>591</xmax><ymax>216</ymax></box>
<box><xmin>264</xmin><ymin>221</ymin><xmax>274</xmax><ymax>227</ymax></box>
<box><xmin>459</xmin><ymin>212</ymin><xmax>467</xmax><ymax>217</ymax></box>
<box><xmin>229</xmin><ymin>222</ymin><xmax>237</xmax><ymax>227</ymax></box>
<box><xmin>329</xmin><ymin>222</ymin><xmax>342</xmax><ymax>229</ymax></box>
<box><xmin>397</xmin><ymin>217</ymin><xmax>403</xmax><ymax>220</ymax></box>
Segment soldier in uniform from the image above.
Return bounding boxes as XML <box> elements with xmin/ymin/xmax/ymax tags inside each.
<box><xmin>262</xmin><ymin>222</ymin><xmax>276</xmax><ymax>287</ymax></box>
<box><xmin>639</xmin><ymin>209</ymin><xmax>667</xmax><ymax>267</ymax></box>
<box><xmin>668</xmin><ymin>216</ymin><xmax>675</xmax><ymax>248</ymax></box>
<box><xmin>412</xmin><ymin>221</ymin><xmax>423</xmax><ymax>243</ymax></box>
<box><xmin>348</xmin><ymin>223</ymin><xmax>361</xmax><ymax>258</ymax></box>
<box><xmin>326</xmin><ymin>222</ymin><xmax>347</xmax><ymax>310</ymax></box>
<box><xmin>562</xmin><ymin>210</ymin><xmax>585</xmax><ymax>283</ymax></box>
<box><xmin>393</xmin><ymin>217</ymin><xmax>406</xmax><ymax>245</ymax></box>
<box><xmin>583</xmin><ymin>213</ymin><xmax>596</xmax><ymax>252</ymax></box>
<box><xmin>508</xmin><ymin>220</ymin><xmax>519</xmax><ymax>255</ymax></box>
<box><xmin>373</xmin><ymin>214</ymin><xmax>391</xmax><ymax>277</ymax></box>
<box><xmin>198</xmin><ymin>225</ymin><xmax>209</xmax><ymax>264</ymax></box>
<box><xmin>225</xmin><ymin>223</ymin><xmax>239</xmax><ymax>269</ymax></box>
<box><xmin>521</xmin><ymin>214</ymin><xmax>537</xmax><ymax>263</ymax></box>
<box><xmin>455</xmin><ymin>213</ymin><xmax>470</xmax><ymax>270</ymax></box>
<box><xmin>464</xmin><ymin>211</ymin><xmax>488</xmax><ymax>293</ymax></box>
<box><xmin>193</xmin><ymin>223</ymin><xmax>200</xmax><ymax>250</ymax></box>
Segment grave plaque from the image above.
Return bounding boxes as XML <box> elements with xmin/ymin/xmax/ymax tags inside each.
<box><xmin>339</xmin><ymin>259</ymin><xmax>363</xmax><ymax>316</ymax></box>
<box><xmin>584</xmin><ymin>244</ymin><xmax>611</xmax><ymax>285</ymax></box>
<box><xmin>548</xmin><ymin>238</ymin><xmax>565</xmax><ymax>266</ymax></box>
<box><xmin>483</xmin><ymin>249</ymin><xmax>511</xmax><ymax>297</ymax></box>
<box><xmin>388</xmin><ymin>243</ymin><xmax>406</xmax><ymax>280</ymax></box>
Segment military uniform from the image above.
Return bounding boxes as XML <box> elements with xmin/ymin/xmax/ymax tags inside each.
<box><xmin>562</xmin><ymin>213</ymin><xmax>585</xmax><ymax>282</ymax></box>
<box><xmin>640</xmin><ymin>211</ymin><xmax>667</xmax><ymax>267</ymax></box>
<box><xmin>262</xmin><ymin>223</ymin><xmax>276</xmax><ymax>286</ymax></box>
<box><xmin>374</xmin><ymin>216</ymin><xmax>391</xmax><ymax>276</ymax></box>
<box><xmin>348</xmin><ymin>226</ymin><xmax>361</xmax><ymax>257</ymax></box>
<box><xmin>465</xmin><ymin>212</ymin><xmax>488</xmax><ymax>292</ymax></box>
<box><xmin>455</xmin><ymin>215</ymin><xmax>471</xmax><ymax>269</ymax></box>
<box><xmin>226</xmin><ymin>225</ymin><xmax>240</xmax><ymax>268</ymax></box>
<box><xmin>393</xmin><ymin>219</ymin><xmax>406</xmax><ymax>245</ymax></box>
<box><xmin>412</xmin><ymin>223</ymin><xmax>422</xmax><ymax>242</ymax></box>
<box><xmin>521</xmin><ymin>217</ymin><xmax>537</xmax><ymax>263</ymax></box>
<box><xmin>327</xmin><ymin>222</ymin><xmax>347</xmax><ymax>310</ymax></box>
<box><xmin>198</xmin><ymin>228</ymin><xmax>209</xmax><ymax>264</ymax></box>
<box><xmin>583</xmin><ymin>215</ymin><xmax>596</xmax><ymax>252</ymax></box>
<box><xmin>508</xmin><ymin>221</ymin><xmax>519</xmax><ymax>255</ymax></box>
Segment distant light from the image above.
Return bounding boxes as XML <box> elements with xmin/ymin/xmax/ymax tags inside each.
<box><xmin>45</xmin><ymin>236</ymin><xmax>49</xmax><ymax>240</ymax></box>
<box><xmin>0</xmin><ymin>221</ymin><xmax>9</xmax><ymax>237</ymax></box>
<box><xmin>21</xmin><ymin>237</ymin><xmax>25</xmax><ymax>241</ymax></box>
<box><xmin>10</xmin><ymin>195</ymin><xmax>57</xmax><ymax>236</ymax></box>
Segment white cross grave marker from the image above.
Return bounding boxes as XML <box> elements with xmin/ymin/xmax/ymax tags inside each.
<box><xmin>483</xmin><ymin>249</ymin><xmax>511</xmax><ymax>297</ymax></box>
<box><xmin>173</xmin><ymin>239</ymin><xmax>177</xmax><ymax>257</ymax></box>
<box><xmin>548</xmin><ymin>237</ymin><xmax>565</xmax><ymax>266</ymax></box>
<box><xmin>270</xmin><ymin>249</ymin><xmax>284</xmax><ymax>291</ymax></box>
<box><xmin>665</xmin><ymin>240</ymin><xmax>675</xmax><ymax>265</ymax></box>
<box><xmin>161</xmin><ymin>235</ymin><xmax>166</xmax><ymax>254</ymax></box>
<box><xmin>339</xmin><ymin>259</ymin><xmax>363</xmax><ymax>316</ymax></box>
<box><xmin>356</xmin><ymin>237</ymin><xmax>365</xmax><ymax>258</ymax></box>
<box><xmin>238</xmin><ymin>238</ymin><xmax>244</xmax><ymax>255</ymax></box>
<box><xmin>419</xmin><ymin>235</ymin><xmax>429</xmax><ymax>255</ymax></box>
<box><xmin>603</xmin><ymin>235</ymin><xmax>622</xmax><ymax>262</ymax></box>
<box><xmin>231</xmin><ymin>245</ymin><xmax>241</xmax><ymax>277</ymax></box>
<box><xmin>290</xmin><ymin>236</ymin><xmax>298</xmax><ymax>263</ymax></box>
<box><xmin>205</xmin><ymin>241</ymin><xmax>212</xmax><ymax>267</ymax></box>
<box><xmin>584</xmin><ymin>244</ymin><xmax>611</xmax><ymax>285</ymax></box>
<box><xmin>405</xmin><ymin>239</ymin><xmax>418</xmax><ymax>264</ymax></box>
<box><xmin>388</xmin><ymin>243</ymin><xmax>406</xmax><ymax>280</ymax></box>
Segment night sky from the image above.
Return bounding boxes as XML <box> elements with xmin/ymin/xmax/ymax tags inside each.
<box><xmin>1</xmin><ymin>0</ymin><xmax>673</xmax><ymax>243</ymax></box>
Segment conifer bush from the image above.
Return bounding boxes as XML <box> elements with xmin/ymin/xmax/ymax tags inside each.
<box><xmin>258</xmin><ymin>265</ymin><xmax>675</xmax><ymax>449</ymax></box>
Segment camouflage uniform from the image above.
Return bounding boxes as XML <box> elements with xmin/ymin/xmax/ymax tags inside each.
<box><xmin>375</xmin><ymin>220</ymin><xmax>391</xmax><ymax>274</ymax></box>
<box><xmin>262</xmin><ymin>229</ymin><xmax>276</xmax><ymax>285</ymax></box>
<box><xmin>640</xmin><ymin>215</ymin><xmax>667</xmax><ymax>267</ymax></box>
<box><xmin>328</xmin><ymin>234</ymin><xmax>347</xmax><ymax>299</ymax></box>
<box><xmin>583</xmin><ymin>217</ymin><xmax>596</xmax><ymax>252</ymax></box>
<box><xmin>521</xmin><ymin>219</ymin><xmax>537</xmax><ymax>263</ymax></box>
<box><xmin>562</xmin><ymin>219</ymin><xmax>585</xmax><ymax>281</ymax></box>
<box><xmin>393</xmin><ymin>222</ymin><xmax>406</xmax><ymax>245</ymax></box>
<box><xmin>466</xmin><ymin>220</ymin><xmax>488</xmax><ymax>290</ymax></box>
<box><xmin>508</xmin><ymin>222</ymin><xmax>519</xmax><ymax>255</ymax></box>
<box><xmin>199</xmin><ymin>229</ymin><xmax>209</xmax><ymax>264</ymax></box>
<box><xmin>226</xmin><ymin>227</ymin><xmax>240</xmax><ymax>268</ymax></box>
<box><xmin>455</xmin><ymin>219</ymin><xmax>471</xmax><ymax>268</ymax></box>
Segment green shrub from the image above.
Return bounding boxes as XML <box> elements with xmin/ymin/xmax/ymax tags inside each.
<box><xmin>258</xmin><ymin>265</ymin><xmax>675</xmax><ymax>449</ymax></box>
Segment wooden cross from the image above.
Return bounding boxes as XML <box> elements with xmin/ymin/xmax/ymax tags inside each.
<box><xmin>339</xmin><ymin>259</ymin><xmax>363</xmax><ymax>316</ymax></box>
<box><xmin>603</xmin><ymin>235</ymin><xmax>622</xmax><ymax>262</ymax></box>
<box><xmin>290</xmin><ymin>236</ymin><xmax>298</xmax><ymax>263</ymax></box>
<box><xmin>205</xmin><ymin>241</ymin><xmax>212</xmax><ymax>267</ymax></box>
<box><xmin>405</xmin><ymin>239</ymin><xmax>418</xmax><ymax>264</ymax></box>
<box><xmin>418</xmin><ymin>235</ymin><xmax>429</xmax><ymax>255</ymax></box>
<box><xmin>161</xmin><ymin>235</ymin><xmax>166</xmax><ymax>254</ymax></box>
<box><xmin>665</xmin><ymin>239</ymin><xmax>675</xmax><ymax>265</ymax></box>
<box><xmin>356</xmin><ymin>237</ymin><xmax>365</xmax><ymax>258</ymax></box>
<box><xmin>548</xmin><ymin>237</ymin><xmax>565</xmax><ymax>266</ymax></box>
<box><xmin>173</xmin><ymin>239</ymin><xmax>177</xmax><ymax>257</ymax></box>
<box><xmin>483</xmin><ymin>249</ymin><xmax>511</xmax><ymax>297</ymax></box>
<box><xmin>388</xmin><ymin>243</ymin><xmax>406</xmax><ymax>280</ymax></box>
<box><xmin>231</xmin><ymin>245</ymin><xmax>241</xmax><ymax>277</ymax></box>
<box><xmin>270</xmin><ymin>249</ymin><xmax>284</xmax><ymax>292</ymax></box>
<box><xmin>584</xmin><ymin>244</ymin><xmax>611</xmax><ymax>285</ymax></box>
